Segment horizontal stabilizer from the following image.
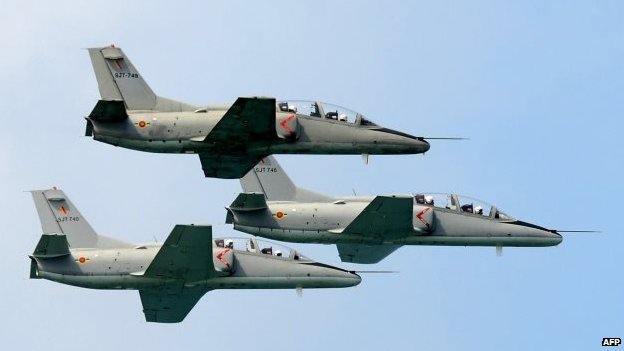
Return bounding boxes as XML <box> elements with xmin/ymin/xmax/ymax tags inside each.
<box><xmin>88</xmin><ymin>100</ymin><xmax>128</xmax><ymax>122</ymax></box>
<box><xmin>343</xmin><ymin>195</ymin><xmax>414</xmax><ymax>239</ymax></box>
<box><xmin>32</xmin><ymin>234</ymin><xmax>70</xmax><ymax>258</ymax></box>
<box><xmin>229</xmin><ymin>193</ymin><xmax>268</xmax><ymax>211</ymax></box>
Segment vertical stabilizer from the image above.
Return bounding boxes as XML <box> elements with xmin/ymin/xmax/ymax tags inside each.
<box><xmin>30</xmin><ymin>188</ymin><xmax>131</xmax><ymax>249</ymax></box>
<box><xmin>240</xmin><ymin>156</ymin><xmax>333</xmax><ymax>202</ymax></box>
<box><xmin>88</xmin><ymin>46</ymin><xmax>156</xmax><ymax>110</ymax></box>
<box><xmin>87</xmin><ymin>45</ymin><xmax>196</xmax><ymax>112</ymax></box>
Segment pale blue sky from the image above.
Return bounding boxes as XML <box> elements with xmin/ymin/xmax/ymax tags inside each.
<box><xmin>1</xmin><ymin>1</ymin><xmax>622</xmax><ymax>350</ymax></box>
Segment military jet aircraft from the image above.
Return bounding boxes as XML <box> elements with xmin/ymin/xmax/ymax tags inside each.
<box><xmin>29</xmin><ymin>188</ymin><xmax>361</xmax><ymax>323</ymax></box>
<box><xmin>226</xmin><ymin>156</ymin><xmax>563</xmax><ymax>264</ymax></box>
<box><xmin>85</xmin><ymin>45</ymin><xmax>432</xmax><ymax>178</ymax></box>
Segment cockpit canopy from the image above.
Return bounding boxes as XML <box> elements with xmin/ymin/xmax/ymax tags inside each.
<box><xmin>214</xmin><ymin>237</ymin><xmax>312</xmax><ymax>261</ymax></box>
<box><xmin>413</xmin><ymin>193</ymin><xmax>515</xmax><ymax>220</ymax></box>
<box><xmin>277</xmin><ymin>100</ymin><xmax>378</xmax><ymax>126</ymax></box>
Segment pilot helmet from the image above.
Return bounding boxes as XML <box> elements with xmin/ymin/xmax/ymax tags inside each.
<box><xmin>424</xmin><ymin>195</ymin><xmax>434</xmax><ymax>205</ymax></box>
<box><xmin>224</xmin><ymin>239</ymin><xmax>234</xmax><ymax>248</ymax></box>
<box><xmin>339</xmin><ymin>114</ymin><xmax>348</xmax><ymax>121</ymax></box>
<box><xmin>288</xmin><ymin>105</ymin><xmax>298</xmax><ymax>113</ymax></box>
<box><xmin>475</xmin><ymin>206</ymin><xmax>483</xmax><ymax>214</ymax></box>
<box><xmin>275</xmin><ymin>250</ymin><xmax>282</xmax><ymax>257</ymax></box>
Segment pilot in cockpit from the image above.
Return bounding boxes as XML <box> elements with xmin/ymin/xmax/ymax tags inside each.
<box><xmin>278</xmin><ymin>102</ymin><xmax>298</xmax><ymax>113</ymax></box>
<box><xmin>415</xmin><ymin>194</ymin><xmax>426</xmax><ymax>204</ymax></box>
<box><xmin>224</xmin><ymin>239</ymin><xmax>234</xmax><ymax>249</ymax></box>
<box><xmin>310</xmin><ymin>103</ymin><xmax>321</xmax><ymax>117</ymax></box>
<box><xmin>274</xmin><ymin>250</ymin><xmax>283</xmax><ymax>257</ymax></box>
<box><xmin>461</xmin><ymin>204</ymin><xmax>474</xmax><ymax>213</ymax></box>
<box><xmin>475</xmin><ymin>206</ymin><xmax>484</xmax><ymax>215</ymax></box>
<box><xmin>424</xmin><ymin>195</ymin><xmax>434</xmax><ymax>206</ymax></box>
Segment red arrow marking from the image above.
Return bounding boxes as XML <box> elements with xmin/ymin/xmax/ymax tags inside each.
<box><xmin>216</xmin><ymin>248</ymin><xmax>232</xmax><ymax>270</ymax></box>
<box><xmin>279</xmin><ymin>114</ymin><xmax>296</xmax><ymax>134</ymax></box>
<box><xmin>416</xmin><ymin>207</ymin><xmax>431</xmax><ymax>229</ymax></box>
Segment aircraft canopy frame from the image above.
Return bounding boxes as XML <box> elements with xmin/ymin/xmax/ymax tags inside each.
<box><xmin>214</xmin><ymin>237</ymin><xmax>312</xmax><ymax>261</ymax></box>
<box><xmin>277</xmin><ymin>100</ymin><xmax>378</xmax><ymax>126</ymax></box>
<box><xmin>412</xmin><ymin>193</ymin><xmax>515</xmax><ymax>221</ymax></box>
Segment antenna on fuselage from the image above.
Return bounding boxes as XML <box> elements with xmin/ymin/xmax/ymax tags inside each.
<box><xmin>555</xmin><ymin>230</ymin><xmax>601</xmax><ymax>233</ymax></box>
<box><xmin>352</xmin><ymin>270</ymin><xmax>399</xmax><ymax>274</ymax></box>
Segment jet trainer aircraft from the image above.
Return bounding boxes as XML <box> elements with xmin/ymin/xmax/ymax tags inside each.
<box><xmin>85</xmin><ymin>45</ymin><xmax>431</xmax><ymax>178</ymax></box>
<box><xmin>29</xmin><ymin>188</ymin><xmax>360</xmax><ymax>323</ymax></box>
<box><xmin>226</xmin><ymin>157</ymin><xmax>563</xmax><ymax>264</ymax></box>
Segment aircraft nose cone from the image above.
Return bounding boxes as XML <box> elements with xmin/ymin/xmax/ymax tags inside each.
<box><xmin>332</xmin><ymin>269</ymin><xmax>362</xmax><ymax>287</ymax></box>
<box><xmin>536</xmin><ymin>227</ymin><xmax>563</xmax><ymax>246</ymax></box>
<box><xmin>346</xmin><ymin>271</ymin><xmax>362</xmax><ymax>287</ymax></box>
<box><xmin>504</xmin><ymin>220</ymin><xmax>564</xmax><ymax>247</ymax></box>
<box><xmin>549</xmin><ymin>231</ymin><xmax>563</xmax><ymax>246</ymax></box>
<box><xmin>377</xmin><ymin>128</ymin><xmax>430</xmax><ymax>154</ymax></box>
<box><xmin>417</xmin><ymin>137</ymin><xmax>431</xmax><ymax>153</ymax></box>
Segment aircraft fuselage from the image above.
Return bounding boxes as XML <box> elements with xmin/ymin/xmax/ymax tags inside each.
<box><xmin>31</xmin><ymin>245</ymin><xmax>360</xmax><ymax>290</ymax></box>
<box><xmin>229</xmin><ymin>200</ymin><xmax>563</xmax><ymax>248</ymax></box>
<box><xmin>89</xmin><ymin>111</ymin><xmax>430</xmax><ymax>156</ymax></box>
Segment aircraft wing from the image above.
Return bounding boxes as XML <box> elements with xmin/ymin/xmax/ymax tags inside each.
<box><xmin>139</xmin><ymin>287</ymin><xmax>209</xmax><ymax>323</ymax></box>
<box><xmin>198</xmin><ymin>153</ymin><xmax>263</xmax><ymax>179</ymax></box>
<box><xmin>144</xmin><ymin>224</ymin><xmax>217</xmax><ymax>281</ymax></box>
<box><xmin>342</xmin><ymin>195</ymin><xmax>414</xmax><ymax>238</ymax></box>
<box><xmin>337</xmin><ymin>244</ymin><xmax>401</xmax><ymax>264</ymax></box>
<box><xmin>203</xmin><ymin>97</ymin><xmax>277</xmax><ymax>145</ymax></box>
<box><xmin>197</xmin><ymin>97</ymin><xmax>276</xmax><ymax>178</ymax></box>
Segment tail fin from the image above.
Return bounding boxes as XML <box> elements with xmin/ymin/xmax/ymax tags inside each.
<box><xmin>30</xmin><ymin>188</ymin><xmax>131</xmax><ymax>249</ymax></box>
<box><xmin>87</xmin><ymin>45</ymin><xmax>196</xmax><ymax>112</ymax></box>
<box><xmin>240</xmin><ymin>156</ymin><xmax>333</xmax><ymax>202</ymax></box>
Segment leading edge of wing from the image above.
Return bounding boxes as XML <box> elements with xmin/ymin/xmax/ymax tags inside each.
<box><xmin>202</xmin><ymin>97</ymin><xmax>277</xmax><ymax>144</ymax></box>
<box><xmin>342</xmin><ymin>195</ymin><xmax>414</xmax><ymax>238</ymax></box>
<box><xmin>144</xmin><ymin>224</ymin><xmax>217</xmax><ymax>281</ymax></box>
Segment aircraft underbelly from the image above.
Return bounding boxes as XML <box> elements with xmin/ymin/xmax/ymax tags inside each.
<box><xmin>95</xmin><ymin>134</ymin><xmax>192</xmax><ymax>153</ymax></box>
<box><xmin>204</xmin><ymin>276</ymin><xmax>357</xmax><ymax>289</ymax></box>
<box><xmin>38</xmin><ymin>271</ymin><xmax>168</xmax><ymax>289</ymax></box>
<box><xmin>233</xmin><ymin>224</ymin><xmax>407</xmax><ymax>245</ymax></box>
<box><xmin>267</xmin><ymin>141</ymin><xmax>416</xmax><ymax>154</ymax></box>
<box><xmin>94</xmin><ymin>129</ymin><xmax>416</xmax><ymax>155</ymax></box>
<box><xmin>234</xmin><ymin>225</ymin><xmax>560</xmax><ymax>247</ymax></box>
<box><xmin>400</xmin><ymin>235</ymin><xmax>561</xmax><ymax>247</ymax></box>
